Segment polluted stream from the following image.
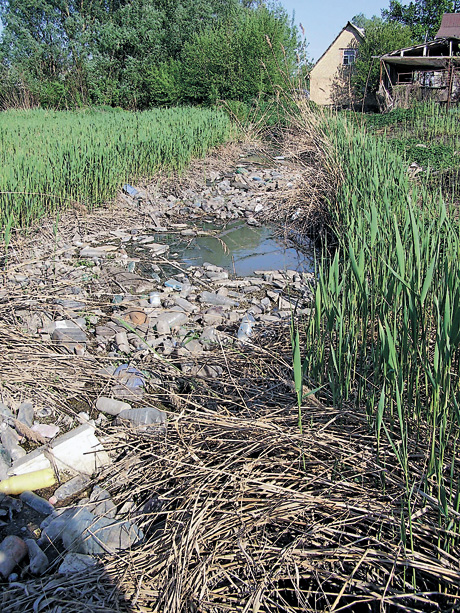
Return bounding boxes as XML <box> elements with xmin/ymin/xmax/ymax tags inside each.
<box><xmin>133</xmin><ymin>219</ymin><xmax>316</xmax><ymax>279</ymax></box>
<box><xmin>0</xmin><ymin>149</ymin><xmax>320</xmax><ymax>592</ymax></box>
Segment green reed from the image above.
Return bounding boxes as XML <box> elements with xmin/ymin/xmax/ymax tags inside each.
<box><xmin>0</xmin><ymin>107</ymin><xmax>233</xmax><ymax>231</ymax></box>
<box><xmin>297</xmin><ymin>104</ymin><xmax>460</xmax><ymax>551</ymax></box>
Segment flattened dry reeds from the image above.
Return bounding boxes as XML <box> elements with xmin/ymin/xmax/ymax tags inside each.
<box><xmin>2</xmin><ymin>317</ymin><xmax>459</xmax><ymax>612</ymax></box>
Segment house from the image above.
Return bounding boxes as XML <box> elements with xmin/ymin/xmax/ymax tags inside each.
<box><xmin>310</xmin><ymin>22</ymin><xmax>364</xmax><ymax>107</ymax></box>
<box><xmin>379</xmin><ymin>13</ymin><xmax>460</xmax><ymax>111</ymax></box>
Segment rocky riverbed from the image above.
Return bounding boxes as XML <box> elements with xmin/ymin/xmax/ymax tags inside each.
<box><xmin>0</xmin><ymin>142</ymin><xmax>317</xmax><ymax>586</ymax></box>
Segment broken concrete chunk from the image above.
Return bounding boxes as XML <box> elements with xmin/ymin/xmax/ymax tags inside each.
<box><xmin>10</xmin><ymin>424</ymin><xmax>111</xmax><ymax>477</ymax></box>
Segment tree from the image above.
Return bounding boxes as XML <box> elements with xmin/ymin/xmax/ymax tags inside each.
<box><xmin>383</xmin><ymin>0</ymin><xmax>460</xmax><ymax>41</ymax></box>
<box><xmin>350</xmin><ymin>17</ymin><xmax>413</xmax><ymax>101</ymax></box>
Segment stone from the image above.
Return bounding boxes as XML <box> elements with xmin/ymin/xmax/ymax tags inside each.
<box><xmin>25</xmin><ymin>539</ymin><xmax>49</xmax><ymax>576</ymax></box>
<box><xmin>32</xmin><ymin>423</ymin><xmax>60</xmax><ymax>438</ymax></box>
<box><xmin>17</xmin><ymin>402</ymin><xmax>34</xmax><ymax>428</ymax></box>
<box><xmin>39</xmin><ymin>507</ymin><xmax>143</xmax><ymax>555</ymax></box>
<box><xmin>58</xmin><ymin>553</ymin><xmax>97</xmax><ymax>575</ymax></box>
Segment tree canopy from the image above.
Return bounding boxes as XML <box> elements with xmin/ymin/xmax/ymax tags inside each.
<box><xmin>382</xmin><ymin>0</ymin><xmax>460</xmax><ymax>41</ymax></box>
<box><xmin>0</xmin><ymin>0</ymin><xmax>301</xmax><ymax>108</ymax></box>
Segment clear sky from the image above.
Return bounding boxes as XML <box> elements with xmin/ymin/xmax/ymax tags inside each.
<box><xmin>280</xmin><ymin>0</ymin><xmax>391</xmax><ymax>62</ymax></box>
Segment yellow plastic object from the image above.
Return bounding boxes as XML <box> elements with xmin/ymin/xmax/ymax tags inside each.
<box><xmin>0</xmin><ymin>468</ymin><xmax>56</xmax><ymax>495</ymax></box>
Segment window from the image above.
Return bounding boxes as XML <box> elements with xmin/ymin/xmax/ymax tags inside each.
<box><xmin>343</xmin><ymin>49</ymin><xmax>356</xmax><ymax>66</ymax></box>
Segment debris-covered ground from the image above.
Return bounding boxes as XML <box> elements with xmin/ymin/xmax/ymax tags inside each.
<box><xmin>1</xmin><ymin>139</ymin><xmax>459</xmax><ymax>612</ymax></box>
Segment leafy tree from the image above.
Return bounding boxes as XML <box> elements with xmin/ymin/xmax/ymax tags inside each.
<box><xmin>382</xmin><ymin>0</ymin><xmax>460</xmax><ymax>41</ymax></box>
<box><xmin>180</xmin><ymin>5</ymin><xmax>298</xmax><ymax>105</ymax></box>
<box><xmin>350</xmin><ymin>17</ymin><xmax>413</xmax><ymax>100</ymax></box>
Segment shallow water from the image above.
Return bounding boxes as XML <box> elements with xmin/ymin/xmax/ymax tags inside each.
<box><xmin>179</xmin><ymin>220</ymin><xmax>315</xmax><ymax>276</ymax></box>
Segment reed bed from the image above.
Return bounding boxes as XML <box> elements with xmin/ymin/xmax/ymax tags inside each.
<box><xmin>2</xmin><ymin>310</ymin><xmax>460</xmax><ymax>612</ymax></box>
<box><xmin>288</xmin><ymin>101</ymin><xmax>460</xmax><ymax>562</ymax></box>
<box><xmin>0</xmin><ymin>107</ymin><xmax>233</xmax><ymax>233</ymax></box>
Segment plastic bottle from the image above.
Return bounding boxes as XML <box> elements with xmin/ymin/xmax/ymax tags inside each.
<box><xmin>20</xmin><ymin>491</ymin><xmax>55</xmax><ymax>515</ymax></box>
<box><xmin>164</xmin><ymin>279</ymin><xmax>183</xmax><ymax>291</ymax></box>
<box><xmin>200</xmin><ymin>291</ymin><xmax>238</xmax><ymax>307</ymax></box>
<box><xmin>0</xmin><ymin>468</ymin><xmax>56</xmax><ymax>495</ymax></box>
<box><xmin>237</xmin><ymin>312</ymin><xmax>255</xmax><ymax>343</ymax></box>
<box><xmin>50</xmin><ymin>474</ymin><xmax>91</xmax><ymax>503</ymax></box>
<box><xmin>118</xmin><ymin>407</ymin><xmax>166</xmax><ymax>427</ymax></box>
<box><xmin>149</xmin><ymin>292</ymin><xmax>162</xmax><ymax>307</ymax></box>
<box><xmin>157</xmin><ymin>311</ymin><xmax>188</xmax><ymax>327</ymax></box>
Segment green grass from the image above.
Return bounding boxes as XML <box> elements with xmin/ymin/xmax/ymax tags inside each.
<box><xmin>294</xmin><ymin>102</ymin><xmax>460</xmax><ymax>554</ymax></box>
<box><xmin>351</xmin><ymin>103</ymin><xmax>460</xmax><ymax>177</ymax></box>
<box><xmin>0</xmin><ymin>107</ymin><xmax>234</xmax><ymax>234</ymax></box>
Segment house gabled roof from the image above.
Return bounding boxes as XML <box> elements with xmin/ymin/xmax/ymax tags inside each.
<box><xmin>436</xmin><ymin>13</ymin><xmax>460</xmax><ymax>39</ymax></box>
<box><xmin>311</xmin><ymin>22</ymin><xmax>364</xmax><ymax>72</ymax></box>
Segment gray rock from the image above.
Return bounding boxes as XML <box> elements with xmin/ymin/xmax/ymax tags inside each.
<box><xmin>40</xmin><ymin>507</ymin><xmax>143</xmax><ymax>555</ymax></box>
<box><xmin>25</xmin><ymin>539</ymin><xmax>49</xmax><ymax>576</ymax></box>
<box><xmin>58</xmin><ymin>552</ymin><xmax>97</xmax><ymax>575</ymax></box>
<box><xmin>17</xmin><ymin>402</ymin><xmax>34</xmax><ymax>428</ymax></box>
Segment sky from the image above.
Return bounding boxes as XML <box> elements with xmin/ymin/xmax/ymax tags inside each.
<box><xmin>280</xmin><ymin>0</ymin><xmax>391</xmax><ymax>62</ymax></box>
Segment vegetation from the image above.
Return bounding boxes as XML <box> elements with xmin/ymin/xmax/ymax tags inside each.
<box><xmin>294</xmin><ymin>101</ymin><xmax>460</xmax><ymax>563</ymax></box>
<box><xmin>383</xmin><ymin>0</ymin><xmax>460</xmax><ymax>40</ymax></box>
<box><xmin>0</xmin><ymin>0</ymin><xmax>302</xmax><ymax>109</ymax></box>
<box><xmin>0</xmin><ymin>107</ymin><xmax>233</xmax><ymax>230</ymax></box>
<box><xmin>350</xmin><ymin>17</ymin><xmax>413</xmax><ymax>100</ymax></box>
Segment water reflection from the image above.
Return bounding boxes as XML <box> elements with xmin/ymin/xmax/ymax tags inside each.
<box><xmin>181</xmin><ymin>220</ymin><xmax>315</xmax><ymax>276</ymax></box>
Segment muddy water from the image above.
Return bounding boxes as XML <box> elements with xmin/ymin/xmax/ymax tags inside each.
<box><xmin>136</xmin><ymin>220</ymin><xmax>316</xmax><ymax>277</ymax></box>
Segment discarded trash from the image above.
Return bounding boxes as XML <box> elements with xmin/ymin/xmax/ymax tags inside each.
<box><xmin>0</xmin><ymin>535</ymin><xmax>28</xmax><ymax>578</ymax></box>
<box><xmin>50</xmin><ymin>474</ymin><xmax>91</xmax><ymax>504</ymax></box>
<box><xmin>11</xmin><ymin>424</ymin><xmax>111</xmax><ymax>477</ymax></box>
<box><xmin>164</xmin><ymin>279</ymin><xmax>184</xmax><ymax>291</ymax></box>
<box><xmin>25</xmin><ymin>539</ymin><xmax>49</xmax><ymax>576</ymax></box>
<box><xmin>200</xmin><ymin>291</ymin><xmax>238</xmax><ymax>307</ymax></box>
<box><xmin>113</xmin><ymin>364</ymin><xmax>145</xmax><ymax>389</ymax></box>
<box><xmin>118</xmin><ymin>407</ymin><xmax>166</xmax><ymax>428</ymax></box>
<box><xmin>156</xmin><ymin>311</ymin><xmax>188</xmax><ymax>328</ymax></box>
<box><xmin>122</xmin><ymin>184</ymin><xmax>139</xmax><ymax>198</ymax></box>
<box><xmin>20</xmin><ymin>490</ymin><xmax>55</xmax><ymax>515</ymax></box>
<box><xmin>237</xmin><ymin>312</ymin><xmax>255</xmax><ymax>343</ymax></box>
<box><xmin>0</xmin><ymin>468</ymin><xmax>56</xmax><ymax>495</ymax></box>
<box><xmin>96</xmin><ymin>396</ymin><xmax>131</xmax><ymax>416</ymax></box>
<box><xmin>149</xmin><ymin>292</ymin><xmax>162</xmax><ymax>307</ymax></box>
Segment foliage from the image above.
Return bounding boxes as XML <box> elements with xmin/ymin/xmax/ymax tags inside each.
<box><xmin>0</xmin><ymin>107</ymin><xmax>233</xmax><ymax>232</ymax></box>
<box><xmin>295</xmin><ymin>101</ymin><xmax>460</xmax><ymax>549</ymax></box>
<box><xmin>180</xmin><ymin>6</ymin><xmax>298</xmax><ymax>105</ymax></box>
<box><xmin>0</xmin><ymin>0</ymin><xmax>300</xmax><ymax>109</ymax></box>
<box><xmin>351</xmin><ymin>18</ymin><xmax>413</xmax><ymax>99</ymax></box>
<box><xmin>383</xmin><ymin>0</ymin><xmax>460</xmax><ymax>41</ymax></box>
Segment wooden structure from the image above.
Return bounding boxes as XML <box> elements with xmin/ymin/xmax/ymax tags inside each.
<box><xmin>379</xmin><ymin>14</ymin><xmax>460</xmax><ymax>111</ymax></box>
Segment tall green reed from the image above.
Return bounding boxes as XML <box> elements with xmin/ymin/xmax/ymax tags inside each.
<box><xmin>295</xmin><ymin>103</ymin><xmax>460</xmax><ymax>550</ymax></box>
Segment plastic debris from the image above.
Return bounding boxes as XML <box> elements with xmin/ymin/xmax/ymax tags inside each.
<box><xmin>0</xmin><ymin>468</ymin><xmax>56</xmax><ymax>495</ymax></box>
<box><xmin>237</xmin><ymin>312</ymin><xmax>256</xmax><ymax>343</ymax></box>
